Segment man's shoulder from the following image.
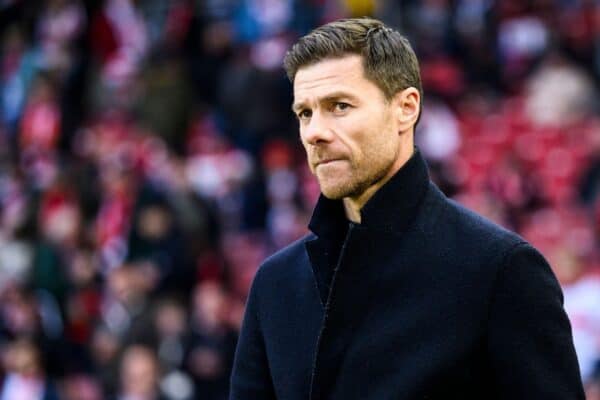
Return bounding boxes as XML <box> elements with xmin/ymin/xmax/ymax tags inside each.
<box><xmin>424</xmin><ymin>184</ymin><xmax>527</xmax><ymax>258</ymax></box>
<box><xmin>449</xmin><ymin>197</ymin><xmax>522</xmax><ymax>244</ymax></box>
<box><xmin>252</xmin><ymin>233</ymin><xmax>314</xmax><ymax>287</ymax></box>
<box><xmin>432</xmin><ymin>184</ymin><xmax>525</xmax><ymax>247</ymax></box>
<box><xmin>422</xmin><ymin>185</ymin><xmax>556</xmax><ymax>291</ymax></box>
<box><xmin>264</xmin><ymin>233</ymin><xmax>314</xmax><ymax>267</ymax></box>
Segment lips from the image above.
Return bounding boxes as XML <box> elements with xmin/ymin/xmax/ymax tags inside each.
<box><xmin>317</xmin><ymin>159</ymin><xmax>338</xmax><ymax>165</ymax></box>
<box><xmin>310</xmin><ymin>150</ymin><xmax>346</xmax><ymax>168</ymax></box>
<box><xmin>315</xmin><ymin>158</ymin><xmax>342</xmax><ymax>168</ymax></box>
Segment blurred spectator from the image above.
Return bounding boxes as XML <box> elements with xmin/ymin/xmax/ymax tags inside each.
<box><xmin>115</xmin><ymin>344</ymin><xmax>164</xmax><ymax>400</ymax></box>
<box><xmin>0</xmin><ymin>284</ymin><xmax>41</xmax><ymax>339</ymax></box>
<box><xmin>564</xmin><ymin>271</ymin><xmax>600</xmax><ymax>383</ymax></box>
<box><xmin>90</xmin><ymin>324</ymin><xmax>121</xmax><ymax>396</ymax></box>
<box><xmin>152</xmin><ymin>298</ymin><xmax>195</xmax><ymax>400</ymax></box>
<box><xmin>0</xmin><ymin>339</ymin><xmax>59</xmax><ymax>400</ymax></box>
<box><xmin>60</xmin><ymin>373</ymin><xmax>104</xmax><ymax>400</ymax></box>
<box><xmin>1</xmin><ymin>24</ymin><xmax>36</xmax><ymax>134</ymax></box>
<box><xmin>19</xmin><ymin>74</ymin><xmax>61</xmax><ymax>152</ymax></box>
<box><xmin>152</xmin><ymin>297</ymin><xmax>188</xmax><ymax>369</ymax></box>
<box><xmin>587</xmin><ymin>362</ymin><xmax>600</xmax><ymax>400</ymax></box>
<box><xmin>126</xmin><ymin>188</ymin><xmax>189</xmax><ymax>294</ymax></box>
<box><xmin>186</xmin><ymin>281</ymin><xmax>237</xmax><ymax>400</ymax></box>
<box><xmin>35</xmin><ymin>0</ymin><xmax>86</xmax><ymax>77</ymax></box>
<box><xmin>63</xmin><ymin>245</ymin><xmax>102</xmax><ymax>346</ymax></box>
<box><xmin>415</xmin><ymin>99</ymin><xmax>461</xmax><ymax>164</ymax></box>
<box><xmin>100</xmin><ymin>264</ymin><xmax>155</xmax><ymax>340</ymax></box>
<box><xmin>0</xmin><ymin>168</ymin><xmax>34</xmax><ymax>291</ymax></box>
<box><xmin>134</xmin><ymin>55</ymin><xmax>193</xmax><ymax>153</ymax></box>
<box><xmin>524</xmin><ymin>53</ymin><xmax>597</xmax><ymax>128</ymax></box>
<box><xmin>261</xmin><ymin>139</ymin><xmax>308</xmax><ymax>247</ymax></box>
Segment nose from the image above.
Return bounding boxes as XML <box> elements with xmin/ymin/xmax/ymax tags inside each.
<box><xmin>301</xmin><ymin>111</ymin><xmax>334</xmax><ymax>146</ymax></box>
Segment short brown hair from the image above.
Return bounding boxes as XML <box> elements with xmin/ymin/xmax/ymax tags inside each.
<box><xmin>283</xmin><ymin>17</ymin><xmax>423</xmax><ymax>106</ymax></box>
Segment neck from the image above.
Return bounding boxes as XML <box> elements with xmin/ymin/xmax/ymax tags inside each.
<box><xmin>342</xmin><ymin>186</ymin><xmax>377</xmax><ymax>224</ymax></box>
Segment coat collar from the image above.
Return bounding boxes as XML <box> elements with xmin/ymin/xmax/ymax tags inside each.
<box><xmin>308</xmin><ymin>148</ymin><xmax>430</xmax><ymax>237</ymax></box>
<box><xmin>305</xmin><ymin>149</ymin><xmax>432</xmax><ymax>399</ymax></box>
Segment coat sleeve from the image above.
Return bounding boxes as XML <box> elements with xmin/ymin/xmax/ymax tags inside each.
<box><xmin>229</xmin><ymin>269</ymin><xmax>277</xmax><ymax>400</ymax></box>
<box><xmin>486</xmin><ymin>242</ymin><xmax>585</xmax><ymax>399</ymax></box>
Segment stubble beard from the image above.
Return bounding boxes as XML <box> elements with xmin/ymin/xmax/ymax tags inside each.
<box><xmin>316</xmin><ymin>155</ymin><xmax>395</xmax><ymax>201</ymax></box>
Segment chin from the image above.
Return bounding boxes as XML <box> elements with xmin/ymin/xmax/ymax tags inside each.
<box><xmin>318</xmin><ymin>183</ymin><xmax>346</xmax><ymax>200</ymax></box>
<box><xmin>319</xmin><ymin>181</ymin><xmax>359</xmax><ymax>200</ymax></box>
<box><xmin>321</xmin><ymin>190</ymin><xmax>345</xmax><ymax>200</ymax></box>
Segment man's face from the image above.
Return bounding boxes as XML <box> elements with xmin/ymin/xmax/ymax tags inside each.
<box><xmin>293</xmin><ymin>54</ymin><xmax>403</xmax><ymax>201</ymax></box>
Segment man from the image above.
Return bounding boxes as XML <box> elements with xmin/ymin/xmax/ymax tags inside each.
<box><xmin>230</xmin><ymin>17</ymin><xmax>584</xmax><ymax>399</ymax></box>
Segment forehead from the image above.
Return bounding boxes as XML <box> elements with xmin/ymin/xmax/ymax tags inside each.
<box><xmin>293</xmin><ymin>55</ymin><xmax>380</xmax><ymax>105</ymax></box>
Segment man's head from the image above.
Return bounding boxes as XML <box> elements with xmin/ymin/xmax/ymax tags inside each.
<box><xmin>284</xmin><ymin>18</ymin><xmax>422</xmax><ymax>108</ymax></box>
<box><xmin>285</xmin><ymin>18</ymin><xmax>422</xmax><ymax>207</ymax></box>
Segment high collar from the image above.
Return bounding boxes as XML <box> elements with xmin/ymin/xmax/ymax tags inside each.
<box><xmin>308</xmin><ymin>149</ymin><xmax>430</xmax><ymax>237</ymax></box>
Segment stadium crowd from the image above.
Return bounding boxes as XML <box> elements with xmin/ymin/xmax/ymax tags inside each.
<box><xmin>0</xmin><ymin>0</ymin><xmax>599</xmax><ymax>399</ymax></box>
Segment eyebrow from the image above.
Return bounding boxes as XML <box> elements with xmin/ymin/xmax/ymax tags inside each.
<box><xmin>292</xmin><ymin>92</ymin><xmax>359</xmax><ymax>113</ymax></box>
<box><xmin>291</xmin><ymin>102</ymin><xmax>305</xmax><ymax>113</ymax></box>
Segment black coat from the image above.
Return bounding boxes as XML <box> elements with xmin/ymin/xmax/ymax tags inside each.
<box><xmin>230</xmin><ymin>151</ymin><xmax>584</xmax><ymax>399</ymax></box>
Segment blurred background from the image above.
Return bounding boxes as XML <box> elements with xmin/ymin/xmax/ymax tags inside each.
<box><xmin>0</xmin><ymin>0</ymin><xmax>598</xmax><ymax>399</ymax></box>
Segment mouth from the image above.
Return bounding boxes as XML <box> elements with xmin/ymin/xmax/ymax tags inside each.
<box><xmin>315</xmin><ymin>159</ymin><xmax>341</xmax><ymax>168</ymax></box>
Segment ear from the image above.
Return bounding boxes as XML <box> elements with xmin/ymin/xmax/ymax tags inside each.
<box><xmin>393</xmin><ymin>87</ymin><xmax>420</xmax><ymax>133</ymax></box>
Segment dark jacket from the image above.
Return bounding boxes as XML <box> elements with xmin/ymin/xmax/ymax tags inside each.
<box><xmin>230</xmin><ymin>151</ymin><xmax>584</xmax><ymax>399</ymax></box>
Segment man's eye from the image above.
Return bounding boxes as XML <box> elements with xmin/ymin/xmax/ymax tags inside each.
<box><xmin>298</xmin><ymin>110</ymin><xmax>312</xmax><ymax>119</ymax></box>
<box><xmin>333</xmin><ymin>102</ymin><xmax>350</xmax><ymax>112</ymax></box>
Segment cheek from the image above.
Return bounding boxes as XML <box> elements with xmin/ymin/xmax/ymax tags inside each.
<box><xmin>335</xmin><ymin>120</ymin><xmax>365</xmax><ymax>151</ymax></box>
<box><xmin>362</xmin><ymin>129</ymin><xmax>398</xmax><ymax>164</ymax></box>
<box><xmin>345</xmin><ymin>129</ymin><xmax>379</xmax><ymax>161</ymax></box>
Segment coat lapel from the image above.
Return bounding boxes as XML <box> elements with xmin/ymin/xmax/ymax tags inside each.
<box><xmin>305</xmin><ymin>238</ymin><xmax>333</xmax><ymax>308</ymax></box>
<box><xmin>309</xmin><ymin>225</ymin><xmax>385</xmax><ymax>400</ymax></box>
